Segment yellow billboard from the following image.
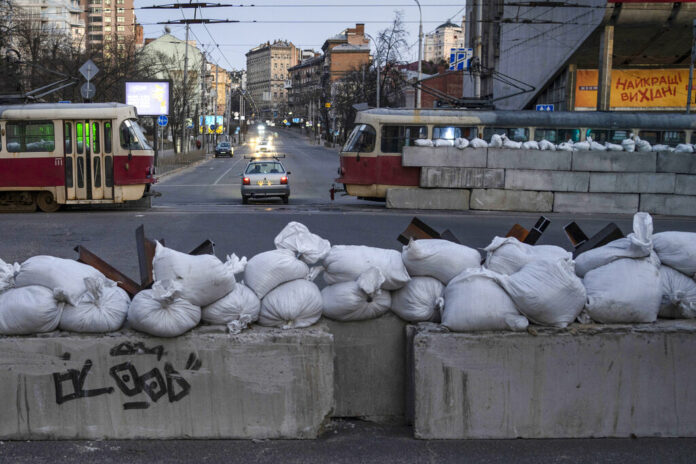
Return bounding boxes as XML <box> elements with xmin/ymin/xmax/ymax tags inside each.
<box><xmin>575</xmin><ymin>69</ymin><xmax>695</xmax><ymax>110</ymax></box>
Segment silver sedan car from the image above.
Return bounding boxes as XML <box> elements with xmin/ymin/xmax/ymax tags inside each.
<box><xmin>241</xmin><ymin>158</ymin><xmax>291</xmax><ymax>204</ymax></box>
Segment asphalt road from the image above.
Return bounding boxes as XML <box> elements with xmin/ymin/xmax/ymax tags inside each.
<box><xmin>1</xmin><ymin>129</ymin><xmax>696</xmax><ymax>461</ymax></box>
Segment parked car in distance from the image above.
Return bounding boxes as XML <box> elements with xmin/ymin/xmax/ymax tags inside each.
<box><xmin>215</xmin><ymin>142</ymin><xmax>233</xmax><ymax>157</ymax></box>
<box><xmin>241</xmin><ymin>156</ymin><xmax>290</xmax><ymax>204</ymax></box>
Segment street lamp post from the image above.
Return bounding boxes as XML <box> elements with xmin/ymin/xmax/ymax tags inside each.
<box><xmin>414</xmin><ymin>0</ymin><xmax>423</xmax><ymax>109</ymax></box>
<box><xmin>366</xmin><ymin>33</ymin><xmax>380</xmax><ymax>108</ymax></box>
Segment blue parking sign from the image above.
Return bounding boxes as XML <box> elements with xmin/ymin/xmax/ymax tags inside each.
<box><xmin>535</xmin><ymin>104</ymin><xmax>554</xmax><ymax>112</ymax></box>
<box><xmin>449</xmin><ymin>48</ymin><xmax>473</xmax><ymax>71</ymax></box>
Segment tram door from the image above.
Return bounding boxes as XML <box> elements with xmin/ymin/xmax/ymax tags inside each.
<box><xmin>63</xmin><ymin>120</ymin><xmax>114</xmax><ymax>200</ymax></box>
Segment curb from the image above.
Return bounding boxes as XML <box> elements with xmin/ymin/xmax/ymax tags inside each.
<box><xmin>155</xmin><ymin>154</ymin><xmax>213</xmax><ymax>181</ymax></box>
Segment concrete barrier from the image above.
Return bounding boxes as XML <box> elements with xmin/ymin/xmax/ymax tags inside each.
<box><xmin>324</xmin><ymin>313</ymin><xmax>407</xmax><ymax>423</ymax></box>
<box><xmin>410</xmin><ymin>320</ymin><xmax>696</xmax><ymax>439</ymax></box>
<box><xmin>0</xmin><ymin>325</ymin><xmax>334</xmax><ymax>439</ymax></box>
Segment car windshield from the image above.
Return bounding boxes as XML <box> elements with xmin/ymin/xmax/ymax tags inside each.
<box><xmin>218</xmin><ymin>143</ymin><xmax>230</xmax><ymax>148</ymax></box>
<box><xmin>245</xmin><ymin>162</ymin><xmax>284</xmax><ymax>174</ymax></box>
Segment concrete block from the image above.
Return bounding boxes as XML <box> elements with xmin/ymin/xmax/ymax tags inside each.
<box><xmin>675</xmin><ymin>174</ymin><xmax>696</xmax><ymax>195</ymax></box>
<box><xmin>487</xmin><ymin>148</ymin><xmax>572</xmax><ymax>171</ymax></box>
<box><xmin>640</xmin><ymin>194</ymin><xmax>696</xmax><ymax>217</ymax></box>
<box><xmin>657</xmin><ymin>151</ymin><xmax>696</xmax><ymax>174</ymax></box>
<box><xmin>421</xmin><ymin>167</ymin><xmax>504</xmax><ymax>189</ymax></box>
<box><xmin>402</xmin><ymin>146</ymin><xmax>487</xmax><ymax>168</ymax></box>
<box><xmin>554</xmin><ymin>192</ymin><xmax>638</xmax><ymax>214</ymax></box>
<box><xmin>589</xmin><ymin>173</ymin><xmax>675</xmax><ymax>193</ymax></box>
<box><xmin>325</xmin><ymin>313</ymin><xmax>407</xmax><ymax>422</ymax></box>
<box><xmin>412</xmin><ymin>320</ymin><xmax>696</xmax><ymax>439</ymax></box>
<box><xmin>572</xmin><ymin>151</ymin><xmax>656</xmax><ymax>172</ymax></box>
<box><xmin>386</xmin><ymin>188</ymin><xmax>469</xmax><ymax>210</ymax></box>
<box><xmin>0</xmin><ymin>326</ymin><xmax>334</xmax><ymax>439</ymax></box>
<box><xmin>504</xmin><ymin>169</ymin><xmax>589</xmax><ymax>192</ymax></box>
<box><xmin>470</xmin><ymin>189</ymin><xmax>553</xmax><ymax>212</ymax></box>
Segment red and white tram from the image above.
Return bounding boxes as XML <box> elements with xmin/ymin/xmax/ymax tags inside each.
<box><xmin>0</xmin><ymin>103</ymin><xmax>155</xmax><ymax>212</ymax></box>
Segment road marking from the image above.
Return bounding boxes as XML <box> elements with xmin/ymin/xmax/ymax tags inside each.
<box><xmin>213</xmin><ymin>158</ymin><xmax>242</xmax><ymax>185</ymax></box>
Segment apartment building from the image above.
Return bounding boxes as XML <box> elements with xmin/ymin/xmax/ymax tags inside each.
<box><xmin>423</xmin><ymin>18</ymin><xmax>466</xmax><ymax>64</ymax></box>
<box><xmin>245</xmin><ymin>40</ymin><xmax>299</xmax><ymax>119</ymax></box>
<box><xmin>13</xmin><ymin>0</ymin><xmax>85</xmax><ymax>41</ymax></box>
<box><xmin>80</xmin><ymin>0</ymin><xmax>142</xmax><ymax>51</ymax></box>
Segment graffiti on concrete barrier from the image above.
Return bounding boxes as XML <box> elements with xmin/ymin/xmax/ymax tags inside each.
<box><xmin>52</xmin><ymin>344</ymin><xmax>202</xmax><ymax>410</ymax></box>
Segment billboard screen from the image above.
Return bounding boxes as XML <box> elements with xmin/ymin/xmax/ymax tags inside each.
<box><xmin>125</xmin><ymin>81</ymin><xmax>170</xmax><ymax>116</ymax></box>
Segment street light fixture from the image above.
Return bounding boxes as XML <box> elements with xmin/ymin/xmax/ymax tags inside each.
<box><xmin>414</xmin><ymin>0</ymin><xmax>423</xmax><ymax>109</ymax></box>
<box><xmin>365</xmin><ymin>33</ymin><xmax>381</xmax><ymax>108</ymax></box>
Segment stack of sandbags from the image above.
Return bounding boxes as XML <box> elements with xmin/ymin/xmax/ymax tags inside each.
<box><xmin>324</xmin><ymin>245</ymin><xmax>410</xmax><ymax>290</ymax></box>
<box><xmin>128</xmin><ymin>280</ymin><xmax>200</xmax><ymax>337</ymax></box>
<box><xmin>396</xmin><ymin>239</ymin><xmax>480</xmax><ymax>322</ymax></box>
<box><xmin>483</xmin><ymin>236</ymin><xmax>571</xmax><ymax>275</ymax></box>
<box><xmin>59</xmin><ymin>277</ymin><xmax>130</xmax><ymax>333</ymax></box>
<box><xmin>441</xmin><ymin>268</ymin><xmax>529</xmax><ymax>332</ymax></box>
<box><xmin>577</xmin><ymin>212</ymin><xmax>662</xmax><ymax>323</ymax></box>
<box><xmin>251</xmin><ymin>223</ymin><xmax>328</xmax><ymax>329</ymax></box>
<box><xmin>202</xmin><ymin>283</ymin><xmax>260</xmax><ymax>334</ymax></box>
<box><xmin>653</xmin><ymin>232</ymin><xmax>696</xmax><ymax>319</ymax></box>
<box><xmin>322</xmin><ymin>267</ymin><xmax>391</xmax><ymax>321</ymax></box>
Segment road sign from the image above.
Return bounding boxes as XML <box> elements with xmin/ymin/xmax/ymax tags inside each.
<box><xmin>80</xmin><ymin>82</ymin><xmax>96</xmax><ymax>100</ymax></box>
<box><xmin>449</xmin><ymin>48</ymin><xmax>473</xmax><ymax>71</ymax></box>
<box><xmin>535</xmin><ymin>104</ymin><xmax>554</xmax><ymax>112</ymax></box>
<box><xmin>157</xmin><ymin>115</ymin><xmax>168</xmax><ymax>126</ymax></box>
<box><xmin>79</xmin><ymin>59</ymin><xmax>99</xmax><ymax>81</ymax></box>
<box><xmin>58</xmin><ymin>100</ymin><xmax>71</xmax><ymax>104</ymax></box>
<box><xmin>325</xmin><ymin>102</ymin><xmax>331</xmax><ymax>108</ymax></box>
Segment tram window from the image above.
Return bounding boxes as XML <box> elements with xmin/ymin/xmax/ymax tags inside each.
<box><xmin>77</xmin><ymin>157</ymin><xmax>85</xmax><ymax>189</ymax></box>
<box><xmin>94</xmin><ymin>157</ymin><xmax>102</xmax><ymax>188</ymax></box>
<box><xmin>381</xmin><ymin>125</ymin><xmax>427</xmax><ymax>153</ymax></box>
<box><xmin>482</xmin><ymin>127</ymin><xmax>529</xmax><ymax>142</ymax></box>
<box><xmin>534</xmin><ymin>128</ymin><xmax>558</xmax><ymax>143</ymax></box>
<box><xmin>640</xmin><ymin>130</ymin><xmax>685</xmax><ymax>146</ymax></box>
<box><xmin>92</xmin><ymin>122</ymin><xmax>100</xmax><ymax>153</ymax></box>
<box><xmin>104</xmin><ymin>122</ymin><xmax>112</xmax><ymax>153</ymax></box>
<box><xmin>432</xmin><ymin>126</ymin><xmax>477</xmax><ymax>140</ymax></box>
<box><xmin>587</xmin><ymin>129</ymin><xmax>629</xmax><ymax>144</ymax></box>
<box><xmin>105</xmin><ymin>156</ymin><xmax>114</xmax><ymax>188</ymax></box>
<box><xmin>559</xmin><ymin>129</ymin><xmax>581</xmax><ymax>143</ymax></box>
<box><xmin>342</xmin><ymin>124</ymin><xmax>376</xmax><ymax>152</ymax></box>
<box><xmin>64</xmin><ymin>122</ymin><xmax>72</xmax><ymax>153</ymax></box>
<box><xmin>120</xmin><ymin>119</ymin><xmax>152</xmax><ymax>150</ymax></box>
<box><xmin>66</xmin><ymin>157</ymin><xmax>73</xmax><ymax>188</ymax></box>
<box><xmin>5</xmin><ymin>121</ymin><xmax>55</xmax><ymax>152</ymax></box>
<box><xmin>76</xmin><ymin>122</ymin><xmax>84</xmax><ymax>154</ymax></box>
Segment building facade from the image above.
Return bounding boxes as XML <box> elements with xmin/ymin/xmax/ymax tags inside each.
<box><xmin>423</xmin><ymin>18</ymin><xmax>466</xmax><ymax>64</ymax></box>
<box><xmin>14</xmin><ymin>0</ymin><xmax>85</xmax><ymax>41</ymax></box>
<box><xmin>80</xmin><ymin>0</ymin><xmax>141</xmax><ymax>51</ymax></box>
<box><xmin>245</xmin><ymin>40</ymin><xmax>299</xmax><ymax>119</ymax></box>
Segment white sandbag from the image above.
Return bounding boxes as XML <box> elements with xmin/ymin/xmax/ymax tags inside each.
<box><xmin>583</xmin><ymin>256</ymin><xmax>661</xmax><ymax>323</ymax></box>
<box><xmin>323</xmin><ymin>245</ymin><xmax>410</xmax><ymax>290</ymax></box>
<box><xmin>575</xmin><ymin>212</ymin><xmax>653</xmax><ymax>277</ymax></box>
<box><xmin>621</xmin><ymin>138</ymin><xmax>635</xmax><ymax>152</ymax></box>
<box><xmin>454</xmin><ymin>137</ymin><xmax>469</xmax><ymax>149</ymax></box>
<box><xmin>653</xmin><ymin>231</ymin><xmax>696</xmax><ymax>278</ymax></box>
<box><xmin>244</xmin><ymin>249</ymin><xmax>309</xmax><ymax>298</ymax></box>
<box><xmin>321</xmin><ymin>267</ymin><xmax>391</xmax><ymax>321</ymax></box>
<box><xmin>152</xmin><ymin>242</ymin><xmax>242</xmax><ymax>307</ymax></box>
<box><xmin>659</xmin><ymin>265</ymin><xmax>696</xmax><ymax>319</ymax></box>
<box><xmin>59</xmin><ymin>277</ymin><xmax>130</xmax><ymax>333</ymax></box>
<box><xmin>495</xmin><ymin>258</ymin><xmax>586</xmax><ymax>328</ymax></box>
<box><xmin>259</xmin><ymin>279</ymin><xmax>322</xmax><ymax>329</ymax></box>
<box><xmin>539</xmin><ymin>139</ymin><xmax>556</xmax><ymax>151</ymax></box>
<box><xmin>489</xmin><ymin>133</ymin><xmax>503</xmax><ymax>148</ymax></box>
<box><xmin>589</xmin><ymin>139</ymin><xmax>606</xmax><ymax>151</ymax></box>
<box><xmin>15</xmin><ymin>255</ymin><xmax>106</xmax><ymax>306</ymax></box>
<box><xmin>522</xmin><ymin>140</ymin><xmax>539</xmax><ymax>150</ymax></box>
<box><xmin>391</xmin><ymin>276</ymin><xmax>443</xmax><ymax>322</ymax></box>
<box><xmin>0</xmin><ymin>285</ymin><xmax>63</xmax><ymax>335</ymax></box>
<box><xmin>483</xmin><ymin>236</ymin><xmax>571</xmax><ymax>275</ymax></box>
<box><xmin>441</xmin><ymin>268</ymin><xmax>528</xmax><ymax>332</ymax></box>
<box><xmin>401</xmin><ymin>239</ymin><xmax>481</xmax><ymax>284</ymax></box>
<box><xmin>434</xmin><ymin>138</ymin><xmax>454</xmax><ymax>147</ymax></box>
<box><xmin>605</xmin><ymin>141</ymin><xmax>624</xmax><ymax>151</ymax></box>
<box><xmin>652</xmin><ymin>144</ymin><xmax>673</xmax><ymax>152</ymax></box>
<box><xmin>557</xmin><ymin>141</ymin><xmax>574</xmax><ymax>151</ymax></box>
<box><xmin>202</xmin><ymin>282</ymin><xmax>260</xmax><ymax>333</ymax></box>
<box><xmin>502</xmin><ymin>135</ymin><xmax>522</xmax><ymax>149</ymax></box>
<box><xmin>634</xmin><ymin>136</ymin><xmax>652</xmax><ymax>152</ymax></box>
<box><xmin>0</xmin><ymin>258</ymin><xmax>20</xmax><ymax>293</ymax></box>
<box><xmin>274</xmin><ymin>221</ymin><xmax>331</xmax><ymax>265</ymax></box>
<box><xmin>414</xmin><ymin>138</ymin><xmax>433</xmax><ymax>147</ymax></box>
<box><xmin>470</xmin><ymin>137</ymin><xmax>488</xmax><ymax>148</ymax></box>
<box><xmin>675</xmin><ymin>143</ymin><xmax>694</xmax><ymax>153</ymax></box>
<box><xmin>128</xmin><ymin>280</ymin><xmax>201</xmax><ymax>337</ymax></box>
<box><xmin>573</xmin><ymin>140</ymin><xmax>590</xmax><ymax>151</ymax></box>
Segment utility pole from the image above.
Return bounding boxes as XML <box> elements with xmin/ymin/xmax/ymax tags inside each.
<box><xmin>688</xmin><ymin>19</ymin><xmax>696</xmax><ymax>113</ymax></box>
<box><xmin>213</xmin><ymin>63</ymin><xmax>219</xmax><ymax>145</ymax></box>
<box><xmin>414</xmin><ymin>0</ymin><xmax>423</xmax><ymax>108</ymax></box>
<box><xmin>473</xmin><ymin>0</ymin><xmax>483</xmax><ymax>99</ymax></box>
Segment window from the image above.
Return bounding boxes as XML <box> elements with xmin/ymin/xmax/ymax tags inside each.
<box><xmin>117</xmin><ymin>25</ymin><xmax>124</xmax><ymax>31</ymax></box>
<box><xmin>5</xmin><ymin>121</ymin><xmax>55</xmax><ymax>152</ymax></box>
<box><xmin>116</xmin><ymin>0</ymin><xmax>124</xmax><ymax>4</ymax></box>
<box><xmin>380</xmin><ymin>125</ymin><xmax>427</xmax><ymax>153</ymax></box>
<box><xmin>117</xmin><ymin>16</ymin><xmax>124</xmax><ymax>23</ymax></box>
<box><xmin>245</xmin><ymin>162</ymin><xmax>284</xmax><ymax>174</ymax></box>
<box><xmin>104</xmin><ymin>8</ymin><xmax>111</xmax><ymax>13</ymax></box>
<box><xmin>534</xmin><ymin>128</ymin><xmax>581</xmax><ymax>144</ymax></box>
<box><xmin>432</xmin><ymin>126</ymin><xmax>477</xmax><ymax>140</ymax></box>
<box><xmin>76</xmin><ymin>122</ymin><xmax>85</xmax><ymax>154</ymax></box>
<box><xmin>586</xmin><ymin>129</ymin><xmax>631</xmax><ymax>145</ymax></box>
<box><xmin>64</xmin><ymin>122</ymin><xmax>72</xmax><ymax>153</ymax></box>
<box><xmin>117</xmin><ymin>7</ymin><xmax>124</xmax><ymax>13</ymax></box>
<box><xmin>104</xmin><ymin>16</ymin><xmax>111</xmax><ymax>23</ymax></box>
<box><xmin>482</xmin><ymin>127</ymin><xmax>529</xmax><ymax>142</ymax></box>
<box><xmin>638</xmin><ymin>130</ymin><xmax>685</xmax><ymax>146</ymax></box>
<box><xmin>104</xmin><ymin>122</ymin><xmax>112</xmax><ymax>153</ymax></box>
<box><xmin>92</xmin><ymin>122</ymin><xmax>100</xmax><ymax>153</ymax></box>
<box><xmin>120</xmin><ymin>119</ymin><xmax>151</xmax><ymax>150</ymax></box>
<box><xmin>104</xmin><ymin>26</ymin><xmax>111</xmax><ymax>32</ymax></box>
<box><xmin>342</xmin><ymin>124</ymin><xmax>376</xmax><ymax>152</ymax></box>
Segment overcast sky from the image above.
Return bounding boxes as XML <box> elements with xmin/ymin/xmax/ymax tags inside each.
<box><xmin>134</xmin><ymin>1</ymin><xmax>467</xmax><ymax>70</ymax></box>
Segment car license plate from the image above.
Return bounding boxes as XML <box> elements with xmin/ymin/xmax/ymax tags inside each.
<box><xmin>257</xmin><ymin>179</ymin><xmax>271</xmax><ymax>186</ymax></box>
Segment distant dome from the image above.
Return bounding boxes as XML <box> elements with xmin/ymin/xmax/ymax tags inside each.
<box><xmin>436</xmin><ymin>20</ymin><xmax>459</xmax><ymax>30</ymax></box>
